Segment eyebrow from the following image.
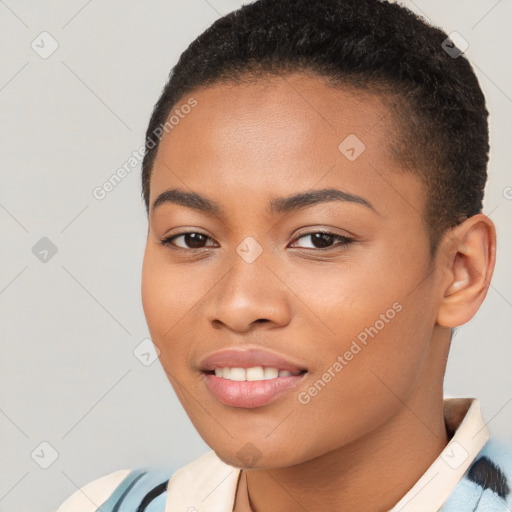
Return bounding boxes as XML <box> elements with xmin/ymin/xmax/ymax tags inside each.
<box><xmin>151</xmin><ymin>187</ymin><xmax>376</xmax><ymax>216</ymax></box>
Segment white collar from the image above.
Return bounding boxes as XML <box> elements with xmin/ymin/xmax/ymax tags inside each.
<box><xmin>164</xmin><ymin>398</ymin><xmax>489</xmax><ymax>512</ymax></box>
<box><xmin>390</xmin><ymin>397</ymin><xmax>489</xmax><ymax>511</ymax></box>
<box><xmin>164</xmin><ymin>450</ymin><xmax>239</xmax><ymax>511</ymax></box>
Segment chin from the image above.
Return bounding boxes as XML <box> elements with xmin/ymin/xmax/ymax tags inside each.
<box><xmin>207</xmin><ymin>437</ymin><xmax>311</xmax><ymax>471</ymax></box>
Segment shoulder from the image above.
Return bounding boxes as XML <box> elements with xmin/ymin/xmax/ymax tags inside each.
<box><xmin>56</xmin><ymin>469</ymin><xmax>131</xmax><ymax>512</ymax></box>
<box><xmin>55</xmin><ymin>452</ymin><xmax>230</xmax><ymax>512</ymax></box>
<box><xmin>469</xmin><ymin>437</ymin><xmax>512</xmax><ymax>496</ymax></box>
<box><xmin>56</xmin><ymin>465</ymin><xmax>175</xmax><ymax>512</ymax></box>
<box><xmin>441</xmin><ymin>437</ymin><xmax>512</xmax><ymax>511</ymax></box>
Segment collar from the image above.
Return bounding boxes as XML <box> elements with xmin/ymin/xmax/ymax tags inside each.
<box><xmin>390</xmin><ymin>397</ymin><xmax>490</xmax><ymax>511</ymax></box>
<box><xmin>164</xmin><ymin>398</ymin><xmax>490</xmax><ymax>512</ymax></box>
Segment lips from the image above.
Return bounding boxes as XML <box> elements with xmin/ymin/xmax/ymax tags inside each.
<box><xmin>199</xmin><ymin>348</ymin><xmax>307</xmax><ymax>374</ymax></box>
<box><xmin>199</xmin><ymin>348</ymin><xmax>308</xmax><ymax>408</ymax></box>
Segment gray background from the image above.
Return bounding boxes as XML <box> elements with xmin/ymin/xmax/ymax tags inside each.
<box><xmin>0</xmin><ymin>1</ymin><xmax>511</xmax><ymax>511</ymax></box>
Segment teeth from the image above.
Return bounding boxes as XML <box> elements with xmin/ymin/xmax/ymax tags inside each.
<box><xmin>246</xmin><ymin>366</ymin><xmax>265</xmax><ymax>381</ymax></box>
<box><xmin>229</xmin><ymin>367</ymin><xmax>246</xmax><ymax>381</ymax></box>
<box><xmin>263</xmin><ymin>367</ymin><xmax>279</xmax><ymax>380</ymax></box>
<box><xmin>213</xmin><ymin>366</ymin><xmax>299</xmax><ymax>381</ymax></box>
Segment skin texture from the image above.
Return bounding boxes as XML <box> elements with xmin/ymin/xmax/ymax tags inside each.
<box><xmin>141</xmin><ymin>72</ymin><xmax>496</xmax><ymax>511</ymax></box>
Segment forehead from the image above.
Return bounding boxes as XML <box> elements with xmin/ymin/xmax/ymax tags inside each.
<box><xmin>150</xmin><ymin>72</ymin><xmax>423</xmax><ymax>218</ymax></box>
<box><xmin>162</xmin><ymin>72</ymin><xmax>395</xmax><ymax>160</ymax></box>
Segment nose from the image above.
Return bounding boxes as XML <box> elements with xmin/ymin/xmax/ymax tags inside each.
<box><xmin>206</xmin><ymin>249</ymin><xmax>292</xmax><ymax>334</ymax></box>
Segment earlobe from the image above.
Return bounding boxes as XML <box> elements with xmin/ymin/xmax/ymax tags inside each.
<box><xmin>436</xmin><ymin>214</ymin><xmax>496</xmax><ymax>328</ymax></box>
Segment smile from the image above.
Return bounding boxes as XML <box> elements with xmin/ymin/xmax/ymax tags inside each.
<box><xmin>211</xmin><ymin>366</ymin><xmax>304</xmax><ymax>381</ymax></box>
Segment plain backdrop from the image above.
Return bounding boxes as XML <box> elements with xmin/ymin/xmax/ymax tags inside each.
<box><xmin>0</xmin><ymin>1</ymin><xmax>511</xmax><ymax>511</ymax></box>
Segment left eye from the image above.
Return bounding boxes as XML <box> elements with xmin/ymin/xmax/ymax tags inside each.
<box><xmin>161</xmin><ymin>231</ymin><xmax>354</xmax><ymax>251</ymax></box>
<box><xmin>290</xmin><ymin>231</ymin><xmax>354</xmax><ymax>250</ymax></box>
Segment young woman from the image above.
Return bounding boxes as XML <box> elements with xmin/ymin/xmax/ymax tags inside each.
<box><xmin>57</xmin><ymin>0</ymin><xmax>511</xmax><ymax>510</ymax></box>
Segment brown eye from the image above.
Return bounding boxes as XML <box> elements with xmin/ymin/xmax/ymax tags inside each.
<box><xmin>161</xmin><ymin>232</ymin><xmax>216</xmax><ymax>249</ymax></box>
<box><xmin>291</xmin><ymin>231</ymin><xmax>354</xmax><ymax>250</ymax></box>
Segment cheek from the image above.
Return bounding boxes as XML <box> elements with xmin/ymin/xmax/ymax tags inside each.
<box><xmin>141</xmin><ymin>245</ymin><xmax>191</xmax><ymax>318</ymax></box>
<box><xmin>141</xmin><ymin>247</ymin><xmax>166</xmax><ymax>335</ymax></box>
<box><xmin>141</xmin><ymin>247</ymin><xmax>183</xmax><ymax>351</ymax></box>
<box><xmin>282</xmin><ymin>308</ymin><xmax>431</xmax><ymax>459</ymax></box>
<box><xmin>141</xmin><ymin>245</ymin><xmax>209</xmax><ymax>372</ymax></box>
<box><xmin>293</xmin><ymin>252</ymin><xmax>434</xmax><ymax>414</ymax></box>
<box><xmin>306</xmin><ymin>286</ymin><xmax>434</xmax><ymax>436</ymax></box>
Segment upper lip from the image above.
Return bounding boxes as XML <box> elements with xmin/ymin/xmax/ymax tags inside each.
<box><xmin>199</xmin><ymin>347</ymin><xmax>308</xmax><ymax>373</ymax></box>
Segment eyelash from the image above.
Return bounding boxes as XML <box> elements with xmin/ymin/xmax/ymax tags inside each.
<box><xmin>160</xmin><ymin>230</ymin><xmax>355</xmax><ymax>252</ymax></box>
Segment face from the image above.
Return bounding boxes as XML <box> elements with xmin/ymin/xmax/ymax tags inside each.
<box><xmin>141</xmin><ymin>72</ymin><xmax>446</xmax><ymax>469</ymax></box>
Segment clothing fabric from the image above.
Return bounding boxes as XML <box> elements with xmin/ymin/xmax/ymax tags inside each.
<box><xmin>56</xmin><ymin>398</ymin><xmax>512</xmax><ymax>512</ymax></box>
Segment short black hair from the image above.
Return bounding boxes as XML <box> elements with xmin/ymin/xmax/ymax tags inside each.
<box><xmin>141</xmin><ymin>0</ymin><xmax>489</xmax><ymax>255</ymax></box>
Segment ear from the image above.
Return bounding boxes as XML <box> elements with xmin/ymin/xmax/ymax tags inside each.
<box><xmin>436</xmin><ymin>213</ymin><xmax>496</xmax><ymax>328</ymax></box>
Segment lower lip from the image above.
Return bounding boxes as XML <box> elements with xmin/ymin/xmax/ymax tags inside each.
<box><xmin>203</xmin><ymin>373</ymin><xmax>307</xmax><ymax>408</ymax></box>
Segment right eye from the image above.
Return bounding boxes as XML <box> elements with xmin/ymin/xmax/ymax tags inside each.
<box><xmin>160</xmin><ymin>231</ymin><xmax>217</xmax><ymax>250</ymax></box>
